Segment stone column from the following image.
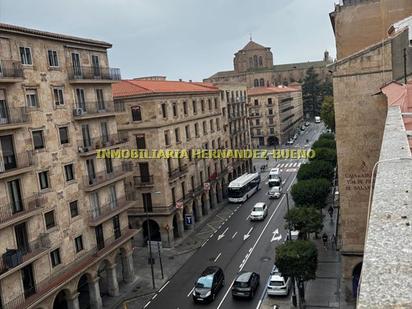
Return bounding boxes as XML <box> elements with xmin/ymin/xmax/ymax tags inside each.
<box><xmin>106</xmin><ymin>264</ymin><xmax>120</xmax><ymax>297</ymax></box>
<box><xmin>176</xmin><ymin>219</ymin><xmax>184</xmax><ymax>238</ymax></box>
<box><xmin>194</xmin><ymin>200</ymin><xmax>203</xmax><ymax>221</ymax></box>
<box><xmin>210</xmin><ymin>190</ymin><xmax>218</xmax><ymax>209</ymax></box>
<box><xmin>202</xmin><ymin>197</ymin><xmax>210</xmax><ymax>216</ymax></box>
<box><xmin>89</xmin><ymin>277</ymin><xmax>103</xmax><ymax>309</ymax></box>
<box><xmin>67</xmin><ymin>292</ymin><xmax>80</xmax><ymax>309</ymax></box>
<box><xmin>217</xmin><ymin>186</ymin><xmax>223</xmax><ymax>204</ymax></box>
<box><xmin>122</xmin><ymin>252</ymin><xmax>136</xmax><ymax>283</ymax></box>
<box><xmin>161</xmin><ymin>228</ymin><xmax>174</xmax><ymax>248</ymax></box>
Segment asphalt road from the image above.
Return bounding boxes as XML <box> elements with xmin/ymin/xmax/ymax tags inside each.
<box><xmin>143</xmin><ymin>123</ymin><xmax>324</xmax><ymax>309</ymax></box>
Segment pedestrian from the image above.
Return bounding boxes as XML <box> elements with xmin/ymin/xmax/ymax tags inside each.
<box><xmin>328</xmin><ymin>206</ymin><xmax>334</xmax><ymax>220</ymax></box>
<box><xmin>331</xmin><ymin>234</ymin><xmax>336</xmax><ymax>249</ymax></box>
<box><xmin>322</xmin><ymin>232</ymin><xmax>328</xmax><ymax>250</ymax></box>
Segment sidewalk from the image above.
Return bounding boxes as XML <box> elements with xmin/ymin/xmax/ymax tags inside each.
<box><xmin>103</xmin><ymin>200</ymin><xmax>237</xmax><ymax>309</ymax></box>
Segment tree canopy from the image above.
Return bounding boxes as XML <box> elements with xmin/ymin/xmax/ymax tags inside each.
<box><xmin>302</xmin><ymin>67</ymin><xmax>322</xmax><ymax>118</ymax></box>
<box><xmin>291</xmin><ymin>178</ymin><xmax>331</xmax><ymax>208</ymax></box>
<box><xmin>310</xmin><ymin>147</ymin><xmax>337</xmax><ymax>166</ymax></box>
<box><xmin>285</xmin><ymin>207</ymin><xmax>324</xmax><ymax>239</ymax></box>
<box><xmin>320</xmin><ymin>96</ymin><xmax>335</xmax><ymax>132</ymax></box>
<box><xmin>297</xmin><ymin>160</ymin><xmax>334</xmax><ymax>181</ymax></box>
<box><xmin>312</xmin><ymin>138</ymin><xmax>336</xmax><ymax>150</ymax></box>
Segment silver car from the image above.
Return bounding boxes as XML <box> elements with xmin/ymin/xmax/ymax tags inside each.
<box><xmin>268</xmin><ymin>186</ymin><xmax>282</xmax><ymax>199</ymax></box>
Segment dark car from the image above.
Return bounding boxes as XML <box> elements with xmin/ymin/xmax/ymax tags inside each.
<box><xmin>231</xmin><ymin>271</ymin><xmax>260</xmax><ymax>298</ymax></box>
<box><xmin>193</xmin><ymin>266</ymin><xmax>225</xmax><ymax>303</ymax></box>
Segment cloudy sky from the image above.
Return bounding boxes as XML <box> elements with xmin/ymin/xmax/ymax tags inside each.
<box><xmin>0</xmin><ymin>0</ymin><xmax>338</xmax><ymax>81</ymax></box>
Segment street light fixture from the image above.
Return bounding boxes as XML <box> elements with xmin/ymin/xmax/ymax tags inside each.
<box><xmin>146</xmin><ymin>191</ymin><xmax>161</xmax><ymax>290</ymax></box>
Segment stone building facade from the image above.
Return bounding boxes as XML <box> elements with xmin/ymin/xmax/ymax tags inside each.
<box><xmin>330</xmin><ymin>7</ymin><xmax>412</xmax><ymax>304</ymax></box>
<box><xmin>113</xmin><ymin>79</ymin><xmax>252</xmax><ymax>249</ymax></box>
<box><xmin>0</xmin><ymin>23</ymin><xmax>137</xmax><ymax>309</ymax></box>
<box><xmin>247</xmin><ymin>86</ymin><xmax>304</xmax><ymax>147</ymax></box>
<box><xmin>205</xmin><ymin>40</ymin><xmax>332</xmax><ymax>88</ymax></box>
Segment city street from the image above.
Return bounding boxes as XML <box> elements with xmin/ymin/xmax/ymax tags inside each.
<box><xmin>140</xmin><ymin>123</ymin><xmax>324</xmax><ymax>309</ymax></box>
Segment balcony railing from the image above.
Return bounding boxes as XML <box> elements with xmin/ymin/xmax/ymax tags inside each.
<box><xmin>168</xmin><ymin>164</ymin><xmax>188</xmax><ymax>180</ymax></box>
<box><xmin>72</xmin><ymin>100</ymin><xmax>115</xmax><ymax>119</ymax></box>
<box><xmin>0</xmin><ymin>60</ymin><xmax>23</xmax><ymax>80</ymax></box>
<box><xmin>67</xmin><ymin>66</ymin><xmax>121</xmax><ymax>81</ymax></box>
<box><xmin>134</xmin><ymin>175</ymin><xmax>154</xmax><ymax>187</ymax></box>
<box><xmin>88</xmin><ymin>195</ymin><xmax>133</xmax><ymax>226</ymax></box>
<box><xmin>0</xmin><ymin>234</ymin><xmax>51</xmax><ymax>275</ymax></box>
<box><xmin>0</xmin><ymin>151</ymin><xmax>34</xmax><ymax>177</ymax></box>
<box><xmin>78</xmin><ymin>132</ymin><xmax>129</xmax><ymax>154</ymax></box>
<box><xmin>2</xmin><ymin>228</ymin><xmax>137</xmax><ymax>309</ymax></box>
<box><xmin>0</xmin><ymin>195</ymin><xmax>46</xmax><ymax>227</ymax></box>
<box><xmin>83</xmin><ymin>162</ymin><xmax>133</xmax><ymax>189</ymax></box>
<box><xmin>0</xmin><ymin>107</ymin><xmax>29</xmax><ymax>129</ymax></box>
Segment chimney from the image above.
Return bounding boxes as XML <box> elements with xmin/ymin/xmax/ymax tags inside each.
<box><xmin>189</xmin><ymin>80</ymin><xmax>192</xmax><ymax>83</ymax></box>
<box><xmin>179</xmin><ymin>79</ymin><xmax>182</xmax><ymax>82</ymax></box>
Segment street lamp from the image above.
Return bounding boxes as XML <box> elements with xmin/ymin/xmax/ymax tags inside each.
<box><xmin>146</xmin><ymin>191</ymin><xmax>161</xmax><ymax>289</ymax></box>
<box><xmin>285</xmin><ymin>192</ymin><xmax>297</xmax><ymax>307</ymax></box>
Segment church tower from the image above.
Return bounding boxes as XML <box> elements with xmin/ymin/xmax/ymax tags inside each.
<box><xmin>233</xmin><ymin>40</ymin><xmax>273</xmax><ymax>73</ymax></box>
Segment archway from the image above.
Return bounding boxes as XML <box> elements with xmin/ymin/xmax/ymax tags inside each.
<box><xmin>352</xmin><ymin>262</ymin><xmax>363</xmax><ymax>299</ymax></box>
<box><xmin>77</xmin><ymin>274</ymin><xmax>91</xmax><ymax>309</ymax></box>
<box><xmin>97</xmin><ymin>260</ymin><xmax>110</xmax><ymax>297</ymax></box>
<box><xmin>201</xmin><ymin>194</ymin><xmax>207</xmax><ymax>216</ymax></box>
<box><xmin>53</xmin><ymin>290</ymin><xmax>69</xmax><ymax>309</ymax></box>
<box><xmin>172</xmin><ymin>214</ymin><xmax>180</xmax><ymax>239</ymax></box>
<box><xmin>208</xmin><ymin>190</ymin><xmax>214</xmax><ymax>209</ymax></box>
<box><xmin>115</xmin><ymin>251</ymin><xmax>125</xmax><ymax>286</ymax></box>
<box><xmin>142</xmin><ymin>219</ymin><xmax>161</xmax><ymax>243</ymax></box>
<box><xmin>192</xmin><ymin>200</ymin><xmax>198</xmax><ymax>222</ymax></box>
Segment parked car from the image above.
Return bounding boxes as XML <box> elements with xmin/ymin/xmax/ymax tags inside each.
<box><xmin>193</xmin><ymin>266</ymin><xmax>225</xmax><ymax>303</ymax></box>
<box><xmin>268</xmin><ymin>186</ymin><xmax>282</xmax><ymax>199</ymax></box>
<box><xmin>250</xmin><ymin>202</ymin><xmax>267</xmax><ymax>221</ymax></box>
<box><xmin>267</xmin><ymin>274</ymin><xmax>291</xmax><ymax>296</ymax></box>
<box><xmin>231</xmin><ymin>271</ymin><xmax>260</xmax><ymax>298</ymax></box>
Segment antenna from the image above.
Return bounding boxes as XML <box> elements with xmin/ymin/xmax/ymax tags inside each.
<box><xmin>249</xmin><ymin>33</ymin><xmax>252</xmax><ymax>41</ymax></box>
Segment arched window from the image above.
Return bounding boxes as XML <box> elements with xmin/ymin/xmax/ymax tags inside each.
<box><xmin>259</xmin><ymin>56</ymin><xmax>263</xmax><ymax>66</ymax></box>
<box><xmin>253</xmin><ymin>55</ymin><xmax>258</xmax><ymax>68</ymax></box>
<box><xmin>259</xmin><ymin>78</ymin><xmax>265</xmax><ymax>87</ymax></box>
<box><xmin>249</xmin><ymin>57</ymin><xmax>253</xmax><ymax>68</ymax></box>
<box><xmin>254</xmin><ymin>79</ymin><xmax>259</xmax><ymax>87</ymax></box>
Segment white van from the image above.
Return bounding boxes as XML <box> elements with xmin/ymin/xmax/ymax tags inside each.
<box><xmin>268</xmin><ymin>168</ymin><xmax>281</xmax><ymax>187</ymax></box>
<box><xmin>315</xmin><ymin>116</ymin><xmax>321</xmax><ymax>123</ymax></box>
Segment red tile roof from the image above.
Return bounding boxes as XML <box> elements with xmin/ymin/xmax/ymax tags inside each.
<box><xmin>113</xmin><ymin>80</ymin><xmax>219</xmax><ymax>98</ymax></box>
<box><xmin>247</xmin><ymin>86</ymin><xmax>300</xmax><ymax>96</ymax></box>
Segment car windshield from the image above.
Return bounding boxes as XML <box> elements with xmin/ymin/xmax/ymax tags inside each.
<box><xmin>196</xmin><ymin>275</ymin><xmax>213</xmax><ymax>288</ymax></box>
<box><xmin>271</xmin><ymin>187</ymin><xmax>280</xmax><ymax>192</ymax></box>
<box><xmin>270</xmin><ymin>280</ymin><xmax>284</xmax><ymax>286</ymax></box>
<box><xmin>253</xmin><ymin>206</ymin><xmax>263</xmax><ymax>211</ymax></box>
<box><xmin>233</xmin><ymin>281</ymin><xmax>249</xmax><ymax>288</ymax></box>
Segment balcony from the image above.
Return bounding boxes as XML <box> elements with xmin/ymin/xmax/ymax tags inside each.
<box><xmin>168</xmin><ymin>164</ymin><xmax>188</xmax><ymax>181</ymax></box>
<box><xmin>88</xmin><ymin>195</ymin><xmax>135</xmax><ymax>227</ymax></box>
<box><xmin>0</xmin><ymin>60</ymin><xmax>24</xmax><ymax>83</ymax></box>
<box><xmin>78</xmin><ymin>133</ymin><xmax>129</xmax><ymax>157</ymax></box>
<box><xmin>82</xmin><ymin>162</ymin><xmax>133</xmax><ymax>191</ymax></box>
<box><xmin>0</xmin><ymin>151</ymin><xmax>34</xmax><ymax>180</ymax></box>
<box><xmin>67</xmin><ymin>66</ymin><xmax>121</xmax><ymax>83</ymax></box>
<box><xmin>134</xmin><ymin>175</ymin><xmax>154</xmax><ymax>187</ymax></box>
<box><xmin>72</xmin><ymin>101</ymin><xmax>116</xmax><ymax>120</ymax></box>
<box><xmin>2</xmin><ymin>228</ymin><xmax>137</xmax><ymax>309</ymax></box>
<box><xmin>0</xmin><ymin>107</ymin><xmax>29</xmax><ymax>131</ymax></box>
<box><xmin>0</xmin><ymin>234</ymin><xmax>51</xmax><ymax>279</ymax></box>
<box><xmin>0</xmin><ymin>195</ymin><xmax>46</xmax><ymax>230</ymax></box>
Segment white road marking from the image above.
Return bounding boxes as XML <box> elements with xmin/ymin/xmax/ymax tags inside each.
<box><xmin>187</xmin><ymin>287</ymin><xmax>195</xmax><ymax>297</ymax></box>
<box><xmin>217</xmin><ymin>227</ymin><xmax>229</xmax><ymax>240</ymax></box>
<box><xmin>231</xmin><ymin>231</ymin><xmax>238</xmax><ymax>239</ymax></box>
<box><xmin>298</xmin><ymin>162</ymin><xmax>302</xmax><ymax>167</ymax></box>
<box><xmin>214</xmin><ymin>252</ymin><xmax>222</xmax><ymax>262</ymax></box>
<box><xmin>256</xmin><ymin>299</ymin><xmax>262</xmax><ymax>309</ymax></box>
<box><xmin>158</xmin><ymin>281</ymin><xmax>170</xmax><ymax>293</ymax></box>
<box><xmin>293</xmin><ymin>162</ymin><xmax>298</xmax><ymax>167</ymax></box>
<box><xmin>144</xmin><ymin>301</ymin><xmax>151</xmax><ymax>308</ymax></box>
<box><xmin>246</xmin><ymin>215</ymin><xmax>250</xmax><ymax>221</ymax></box>
<box><xmin>243</xmin><ymin>227</ymin><xmax>253</xmax><ymax>240</ymax></box>
<box><xmin>152</xmin><ymin>294</ymin><xmax>157</xmax><ymax>300</ymax></box>
<box><xmin>216</xmin><ymin>279</ymin><xmax>236</xmax><ymax>309</ymax></box>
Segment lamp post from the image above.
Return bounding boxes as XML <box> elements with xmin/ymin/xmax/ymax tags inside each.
<box><xmin>286</xmin><ymin>192</ymin><xmax>297</xmax><ymax>307</ymax></box>
<box><xmin>146</xmin><ymin>191</ymin><xmax>161</xmax><ymax>290</ymax></box>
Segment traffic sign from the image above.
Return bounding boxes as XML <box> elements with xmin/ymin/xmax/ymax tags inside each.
<box><xmin>176</xmin><ymin>201</ymin><xmax>183</xmax><ymax>209</ymax></box>
<box><xmin>184</xmin><ymin>214</ymin><xmax>193</xmax><ymax>225</ymax></box>
<box><xmin>203</xmin><ymin>182</ymin><xmax>210</xmax><ymax>191</ymax></box>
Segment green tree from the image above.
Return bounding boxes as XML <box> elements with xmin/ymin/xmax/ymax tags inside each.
<box><xmin>291</xmin><ymin>178</ymin><xmax>330</xmax><ymax>208</ymax></box>
<box><xmin>275</xmin><ymin>240</ymin><xmax>318</xmax><ymax>282</ymax></box>
<box><xmin>321</xmin><ymin>78</ymin><xmax>333</xmax><ymax>97</ymax></box>
<box><xmin>320</xmin><ymin>96</ymin><xmax>335</xmax><ymax>132</ymax></box>
<box><xmin>310</xmin><ymin>147</ymin><xmax>337</xmax><ymax>166</ymax></box>
<box><xmin>312</xmin><ymin>138</ymin><xmax>336</xmax><ymax>150</ymax></box>
<box><xmin>318</xmin><ymin>133</ymin><xmax>335</xmax><ymax>140</ymax></box>
<box><xmin>285</xmin><ymin>207</ymin><xmax>324</xmax><ymax>239</ymax></box>
<box><xmin>302</xmin><ymin>67</ymin><xmax>322</xmax><ymax>118</ymax></box>
<box><xmin>297</xmin><ymin>160</ymin><xmax>334</xmax><ymax>181</ymax></box>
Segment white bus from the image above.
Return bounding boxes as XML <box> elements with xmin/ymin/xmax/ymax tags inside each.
<box><xmin>268</xmin><ymin>168</ymin><xmax>281</xmax><ymax>187</ymax></box>
<box><xmin>228</xmin><ymin>173</ymin><xmax>261</xmax><ymax>203</ymax></box>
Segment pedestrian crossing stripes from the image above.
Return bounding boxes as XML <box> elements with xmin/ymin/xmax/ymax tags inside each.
<box><xmin>274</xmin><ymin>162</ymin><xmax>302</xmax><ymax>169</ymax></box>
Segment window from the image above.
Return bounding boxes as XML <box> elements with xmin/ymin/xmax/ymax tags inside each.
<box><xmin>100</xmin><ymin>122</ymin><xmax>109</xmax><ymax>144</ymax></box>
<box><xmin>164</xmin><ymin>130</ymin><xmax>170</xmax><ymax>146</ymax></box>
<box><xmin>192</xmin><ymin>100</ymin><xmax>197</xmax><ymax>114</ymax></box>
<box><xmin>254</xmin><ymin>99</ymin><xmax>258</xmax><ymax>106</ymax></box>
<box><xmin>131</xmin><ymin>106</ymin><xmax>142</xmax><ymax>121</ymax></box>
<box><xmin>69</xmin><ymin>201</ymin><xmax>79</xmax><ymax>218</ymax></box>
<box><xmin>222</xmin><ymin>107</ymin><xmax>226</xmax><ymax>117</ymax></box>
<box><xmin>39</xmin><ymin>171</ymin><xmax>49</xmax><ymax>190</ymax></box>
<box><xmin>194</xmin><ymin>123</ymin><xmax>199</xmax><ymax>137</ymax></box>
<box><xmin>253</xmin><ymin>55</ymin><xmax>258</xmax><ymax>67</ymax></box>
<box><xmin>44</xmin><ymin>210</ymin><xmax>55</xmax><ymax>229</ymax></box>
<box><xmin>136</xmin><ymin>135</ymin><xmax>146</xmax><ymax>149</ymax></box>
<box><xmin>19</xmin><ymin>47</ymin><xmax>32</xmax><ymax>65</ymax></box>
<box><xmin>96</xmin><ymin>89</ymin><xmax>105</xmax><ymax>110</ymax></box>
<box><xmin>185</xmin><ymin>125</ymin><xmax>190</xmax><ymax>141</ymax></box>
<box><xmin>268</xmin><ymin>98</ymin><xmax>272</xmax><ymax>105</ymax></box>
<box><xmin>181</xmin><ymin>181</ymin><xmax>186</xmax><ymax>199</ymax></box>
<box><xmin>210</xmin><ymin>119</ymin><xmax>214</xmax><ymax>132</ymax></box>
<box><xmin>161</xmin><ymin>103</ymin><xmax>167</xmax><ymax>118</ymax></box>
<box><xmin>216</xmin><ymin>118</ymin><xmax>220</xmax><ymax>130</ymax></box>
<box><xmin>256</xmin><ymin>119</ymin><xmax>260</xmax><ymax>125</ymax></box>
<box><xmin>201</xmin><ymin>100</ymin><xmax>205</xmax><ymax>112</ymax></box>
<box><xmin>183</xmin><ymin>101</ymin><xmax>188</xmax><ymax>115</ymax></box>
<box><xmin>191</xmin><ymin>176</ymin><xmax>195</xmax><ymax>191</ymax></box>
<box><xmin>59</xmin><ymin>127</ymin><xmax>69</xmax><ymax>144</ymax></box>
<box><xmin>105</xmin><ymin>158</ymin><xmax>113</xmax><ymax>174</ymax></box>
<box><xmin>259</xmin><ymin>56</ymin><xmax>263</xmax><ymax>66</ymax></box>
<box><xmin>113</xmin><ymin>215</ymin><xmax>121</xmax><ymax>239</ymax></box>
<box><xmin>26</xmin><ymin>89</ymin><xmax>38</xmax><ymax>107</ymax></box>
<box><xmin>53</xmin><ymin>88</ymin><xmax>64</xmax><ymax>106</ymax></box>
<box><xmin>75</xmin><ymin>236</ymin><xmax>84</xmax><ymax>253</ymax></box>
<box><xmin>48</xmin><ymin>50</ymin><xmax>59</xmax><ymax>67</ymax></box>
<box><xmin>259</xmin><ymin>78</ymin><xmax>265</xmax><ymax>87</ymax></box>
<box><xmin>172</xmin><ymin>103</ymin><xmax>177</xmax><ymax>117</ymax></box>
<box><xmin>208</xmin><ymin>99</ymin><xmax>212</xmax><ymax>111</ymax></box>
<box><xmin>142</xmin><ymin>193</ymin><xmax>152</xmax><ymax>212</ymax></box>
<box><xmin>214</xmin><ymin>98</ymin><xmax>218</xmax><ymax>109</ymax></box>
<box><xmin>171</xmin><ymin>187</ymin><xmax>176</xmax><ymax>205</ymax></box>
<box><xmin>64</xmin><ymin>164</ymin><xmax>74</xmax><ymax>181</ymax></box>
<box><xmin>175</xmin><ymin>128</ymin><xmax>180</xmax><ymax>143</ymax></box>
<box><xmin>268</xmin><ymin>108</ymin><xmax>273</xmax><ymax>115</ymax></box>
<box><xmin>50</xmin><ymin>249</ymin><xmax>61</xmax><ymax>267</ymax></box>
<box><xmin>202</xmin><ymin>121</ymin><xmax>207</xmax><ymax>134</ymax></box>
